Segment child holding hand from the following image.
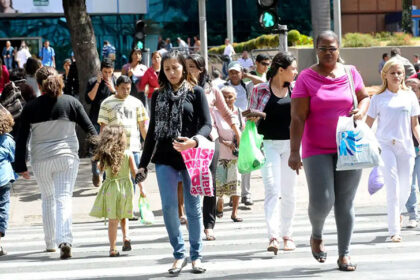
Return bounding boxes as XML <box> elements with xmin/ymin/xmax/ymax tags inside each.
<box><xmin>90</xmin><ymin>125</ymin><xmax>138</xmax><ymax>257</ymax></box>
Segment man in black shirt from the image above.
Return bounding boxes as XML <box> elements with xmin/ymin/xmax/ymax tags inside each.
<box><xmin>85</xmin><ymin>59</ymin><xmax>117</xmax><ymax>187</ymax></box>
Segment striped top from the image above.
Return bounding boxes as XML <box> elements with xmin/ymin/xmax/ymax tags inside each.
<box><xmin>98</xmin><ymin>95</ymin><xmax>149</xmax><ymax>152</ymax></box>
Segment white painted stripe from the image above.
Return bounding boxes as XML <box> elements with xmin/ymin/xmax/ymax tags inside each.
<box><xmin>1</xmin><ymin>251</ymin><xmax>419</xmax><ymax>280</ymax></box>
<box><xmin>3</xmin><ymin>229</ymin><xmax>419</xmax><ymax>254</ymax></box>
<box><xmin>1</xmin><ymin>238</ymin><xmax>420</xmax><ymax>270</ymax></box>
<box><xmin>2</xmin><ymin>219</ymin><xmax>392</xmax><ymax>245</ymax></box>
<box><xmin>3</xmin><ymin>215</ymin><xmax>387</xmax><ymax>242</ymax></box>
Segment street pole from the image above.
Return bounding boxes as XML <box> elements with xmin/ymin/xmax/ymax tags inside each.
<box><xmin>226</xmin><ymin>0</ymin><xmax>234</xmax><ymax>43</ymax></box>
<box><xmin>333</xmin><ymin>0</ymin><xmax>342</xmax><ymax>44</ymax></box>
<box><xmin>198</xmin><ymin>0</ymin><xmax>208</xmax><ymax>68</ymax></box>
<box><xmin>278</xmin><ymin>25</ymin><xmax>288</xmax><ymax>52</ymax></box>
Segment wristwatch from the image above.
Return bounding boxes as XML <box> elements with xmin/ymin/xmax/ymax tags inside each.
<box><xmin>192</xmin><ymin>136</ymin><xmax>199</xmax><ymax>148</ymax></box>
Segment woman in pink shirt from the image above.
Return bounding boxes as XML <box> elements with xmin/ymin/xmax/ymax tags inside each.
<box><xmin>289</xmin><ymin>31</ymin><xmax>370</xmax><ymax>272</ymax></box>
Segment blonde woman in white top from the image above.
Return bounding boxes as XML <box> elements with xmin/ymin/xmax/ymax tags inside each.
<box><xmin>366</xmin><ymin>59</ymin><xmax>420</xmax><ymax>242</ymax></box>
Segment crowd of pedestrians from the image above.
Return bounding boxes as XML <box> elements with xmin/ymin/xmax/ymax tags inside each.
<box><xmin>1</xmin><ymin>30</ymin><xmax>420</xmax><ymax>277</ymax></box>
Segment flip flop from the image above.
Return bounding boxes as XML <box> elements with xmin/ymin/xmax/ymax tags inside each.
<box><xmin>216</xmin><ymin>211</ymin><xmax>223</xmax><ymax>218</ymax></box>
<box><xmin>122</xmin><ymin>239</ymin><xmax>132</xmax><ymax>251</ymax></box>
<box><xmin>109</xmin><ymin>249</ymin><xmax>120</xmax><ymax>257</ymax></box>
<box><xmin>179</xmin><ymin>216</ymin><xmax>188</xmax><ymax>225</ymax></box>
<box><xmin>204</xmin><ymin>230</ymin><xmax>216</xmax><ymax>241</ymax></box>
<box><xmin>337</xmin><ymin>259</ymin><xmax>357</xmax><ymax>271</ymax></box>
<box><xmin>310</xmin><ymin>236</ymin><xmax>327</xmax><ymax>263</ymax></box>
<box><xmin>231</xmin><ymin>216</ymin><xmax>243</xmax><ymax>222</ymax></box>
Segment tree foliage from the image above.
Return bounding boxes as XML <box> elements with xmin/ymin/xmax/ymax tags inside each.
<box><xmin>402</xmin><ymin>0</ymin><xmax>413</xmax><ymax>34</ymax></box>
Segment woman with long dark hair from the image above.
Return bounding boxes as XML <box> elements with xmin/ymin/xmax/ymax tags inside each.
<box><xmin>245</xmin><ymin>51</ymin><xmax>298</xmax><ymax>254</ymax></box>
<box><xmin>138</xmin><ymin>51</ymin><xmax>211</xmax><ymax>274</ymax></box>
<box><xmin>122</xmin><ymin>49</ymin><xmax>147</xmax><ymax>101</ymax></box>
<box><xmin>186</xmin><ymin>53</ymin><xmax>241</xmax><ymax>240</ymax></box>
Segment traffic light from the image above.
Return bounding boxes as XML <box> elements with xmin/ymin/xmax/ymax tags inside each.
<box><xmin>257</xmin><ymin>0</ymin><xmax>279</xmax><ymax>30</ymax></box>
<box><xmin>133</xmin><ymin>20</ymin><xmax>146</xmax><ymax>50</ymax></box>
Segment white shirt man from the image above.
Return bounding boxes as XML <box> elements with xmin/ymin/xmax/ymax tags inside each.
<box><xmin>237</xmin><ymin>51</ymin><xmax>254</xmax><ymax>71</ymax></box>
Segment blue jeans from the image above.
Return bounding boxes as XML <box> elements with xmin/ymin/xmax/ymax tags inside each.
<box><xmin>406</xmin><ymin>154</ymin><xmax>420</xmax><ymax>220</ymax></box>
<box><xmin>222</xmin><ymin>58</ymin><xmax>231</xmax><ymax>78</ymax></box>
<box><xmin>155</xmin><ymin>164</ymin><xmax>203</xmax><ymax>261</ymax></box>
<box><xmin>132</xmin><ymin>151</ymin><xmax>141</xmax><ymax>193</ymax></box>
<box><xmin>0</xmin><ymin>183</ymin><xmax>11</xmax><ymax>237</ymax></box>
<box><xmin>4</xmin><ymin>57</ymin><xmax>13</xmax><ymax>70</ymax></box>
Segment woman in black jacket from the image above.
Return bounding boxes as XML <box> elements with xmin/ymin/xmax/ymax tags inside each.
<box><xmin>138</xmin><ymin>51</ymin><xmax>211</xmax><ymax>274</ymax></box>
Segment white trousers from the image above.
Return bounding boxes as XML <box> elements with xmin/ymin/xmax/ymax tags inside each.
<box><xmin>32</xmin><ymin>155</ymin><xmax>79</xmax><ymax>249</ymax></box>
<box><xmin>380</xmin><ymin>143</ymin><xmax>414</xmax><ymax>236</ymax></box>
<box><xmin>261</xmin><ymin>140</ymin><xmax>296</xmax><ymax>240</ymax></box>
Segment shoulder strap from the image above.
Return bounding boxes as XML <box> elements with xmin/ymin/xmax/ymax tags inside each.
<box><xmin>344</xmin><ymin>65</ymin><xmax>358</xmax><ymax>110</ymax></box>
<box><xmin>240</xmin><ymin>80</ymin><xmax>250</xmax><ymax>99</ymax></box>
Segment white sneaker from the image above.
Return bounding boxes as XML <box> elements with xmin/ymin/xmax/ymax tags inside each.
<box><xmin>407</xmin><ymin>219</ymin><xmax>418</xmax><ymax>228</ymax></box>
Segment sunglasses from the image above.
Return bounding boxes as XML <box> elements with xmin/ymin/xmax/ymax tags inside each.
<box><xmin>318</xmin><ymin>47</ymin><xmax>338</xmax><ymax>53</ymax></box>
<box><xmin>260</xmin><ymin>62</ymin><xmax>270</xmax><ymax>66</ymax></box>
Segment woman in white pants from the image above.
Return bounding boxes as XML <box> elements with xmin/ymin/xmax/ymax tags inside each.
<box><xmin>244</xmin><ymin>52</ymin><xmax>298</xmax><ymax>254</ymax></box>
<box><xmin>366</xmin><ymin>59</ymin><xmax>420</xmax><ymax>242</ymax></box>
<box><xmin>15</xmin><ymin>67</ymin><xmax>97</xmax><ymax>259</ymax></box>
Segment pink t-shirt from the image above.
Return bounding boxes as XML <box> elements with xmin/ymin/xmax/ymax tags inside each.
<box><xmin>292</xmin><ymin>65</ymin><xmax>364</xmax><ymax>159</ymax></box>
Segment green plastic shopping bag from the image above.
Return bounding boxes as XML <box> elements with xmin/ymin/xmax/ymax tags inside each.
<box><xmin>237</xmin><ymin>120</ymin><xmax>265</xmax><ymax>174</ymax></box>
<box><xmin>138</xmin><ymin>196</ymin><xmax>155</xmax><ymax>225</ymax></box>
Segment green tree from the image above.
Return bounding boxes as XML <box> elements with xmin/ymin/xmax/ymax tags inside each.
<box><xmin>402</xmin><ymin>0</ymin><xmax>413</xmax><ymax>34</ymax></box>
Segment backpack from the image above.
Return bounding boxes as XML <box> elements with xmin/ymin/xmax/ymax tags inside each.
<box><xmin>0</xmin><ymin>81</ymin><xmax>23</xmax><ymax>119</ymax></box>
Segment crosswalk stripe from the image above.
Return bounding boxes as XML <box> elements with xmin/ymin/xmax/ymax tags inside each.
<box><xmin>1</xmin><ymin>210</ymin><xmax>418</xmax><ymax>279</ymax></box>
<box><xmin>1</xmin><ymin>251</ymin><xmax>419</xmax><ymax>280</ymax></box>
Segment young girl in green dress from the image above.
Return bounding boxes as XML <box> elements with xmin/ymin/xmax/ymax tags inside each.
<box><xmin>90</xmin><ymin>125</ymin><xmax>137</xmax><ymax>257</ymax></box>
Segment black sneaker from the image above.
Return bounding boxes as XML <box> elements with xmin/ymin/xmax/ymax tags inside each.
<box><xmin>0</xmin><ymin>246</ymin><xmax>7</xmax><ymax>256</ymax></box>
<box><xmin>59</xmin><ymin>243</ymin><xmax>72</xmax><ymax>259</ymax></box>
<box><xmin>241</xmin><ymin>197</ymin><xmax>254</xmax><ymax>206</ymax></box>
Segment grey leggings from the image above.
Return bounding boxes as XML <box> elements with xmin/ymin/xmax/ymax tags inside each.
<box><xmin>303</xmin><ymin>153</ymin><xmax>362</xmax><ymax>257</ymax></box>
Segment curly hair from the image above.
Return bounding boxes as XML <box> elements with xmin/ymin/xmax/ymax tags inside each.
<box><xmin>0</xmin><ymin>107</ymin><xmax>15</xmax><ymax>134</ymax></box>
<box><xmin>93</xmin><ymin>125</ymin><xmax>127</xmax><ymax>176</ymax></box>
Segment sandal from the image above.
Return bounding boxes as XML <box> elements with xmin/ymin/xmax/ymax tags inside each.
<box><xmin>109</xmin><ymin>249</ymin><xmax>120</xmax><ymax>257</ymax></box>
<box><xmin>267</xmin><ymin>238</ymin><xmax>279</xmax><ymax>255</ymax></box>
<box><xmin>231</xmin><ymin>216</ymin><xmax>243</xmax><ymax>222</ymax></box>
<box><xmin>168</xmin><ymin>258</ymin><xmax>187</xmax><ymax>275</ymax></box>
<box><xmin>337</xmin><ymin>258</ymin><xmax>357</xmax><ymax>271</ymax></box>
<box><xmin>122</xmin><ymin>239</ymin><xmax>132</xmax><ymax>251</ymax></box>
<box><xmin>283</xmin><ymin>237</ymin><xmax>296</xmax><ymax>251</ymax></box>
<box><xmin>204</xmin><ymin>229</ymin><xmax>216</xmax><ymax>241</ymax></box>
<box><xmin>391</xmin><ymin>234</ymin><xmax>402</xmax><ymax>242</ymax></box>
<box><xmin>310</xmin><ymin>236</ymin><xmax>327</xmax><ymax>263</ymax></box>
<box><xmin>216</xmin><ymin>210</ymin><xmax>223</xmax><ymax>218</ymax></box>
<box><xmin>192</xmin><ymin>259</ymin><xmax>206</xmax><ymax>274</ymax></box>
<box><xmin>179</xmin><ymin>216</ymin><xmax>188</xmax><ymax>225</ymax></box>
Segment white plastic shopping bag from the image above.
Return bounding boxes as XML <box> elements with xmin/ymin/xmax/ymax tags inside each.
<box><xmin>336</xmin><ymin>116</ymin><xmax>382</xmax><ymax>170</ymax></box>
